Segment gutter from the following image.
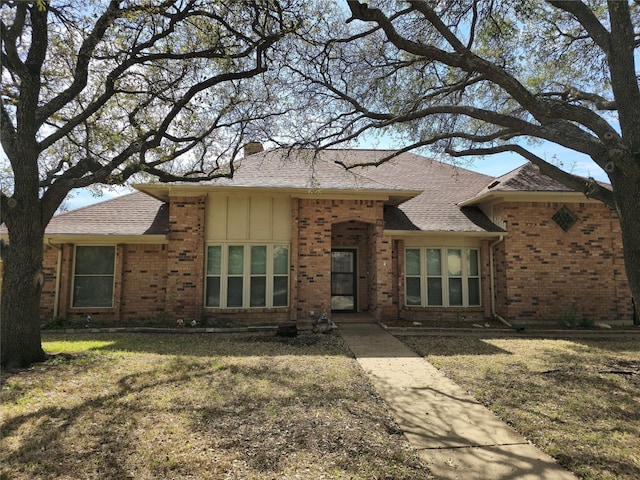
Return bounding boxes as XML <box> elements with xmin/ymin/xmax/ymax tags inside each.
<box><xmin>47</xmin><ymin>239</ymin><xmax>63</xmax><ymax>319</ymax></box>
<box><xmin>489</xmin><ymin>235</ymin><xmax>512</xmax><ymax>328</ymax></box>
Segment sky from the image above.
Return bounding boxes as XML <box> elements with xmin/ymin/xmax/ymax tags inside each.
<box><xmin>62</xmin><ymin>139</ymin><xmax>608</xmax><ymax>212</ymax></box>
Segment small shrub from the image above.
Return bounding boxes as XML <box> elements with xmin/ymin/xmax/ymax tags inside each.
<box><xmin>560</xmin><ymin>304</ymin><xmax>596</xmax><ymax>329</ymax></box>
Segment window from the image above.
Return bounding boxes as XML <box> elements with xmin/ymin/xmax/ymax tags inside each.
<box><xmin>206</xmin><ymin>244</ymin><xmax>289</xmax><ymax>308</ymax></box>
<box><xmin>405</xmin><ymin>247</ymin><xmax>480</xmax><ymax>307</ymax></box>
<box><xmin>405</xmin><ymin>249</ymin><xmax>422</xmax><ymax>306</ymax></box>
<box><xmin>73</xmin><ymin>246</ymin><xmax>115</xmax><ymax>307</ymax></box>
<box><xmin>552</xmin><ymin>206</ymin><xmax>577</xmax><ymax>232</ymax></box>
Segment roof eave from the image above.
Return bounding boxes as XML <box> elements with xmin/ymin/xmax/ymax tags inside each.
<box><xmin>458</xmin><ymin>190</ymin><xmax>597</xmax><ymax>207</ymax></box>
<box><xmin>134</xmin><ymin>183</ymin><xmax>421</xmax><ymax>205</ymax></box>
<box><xmin>44</xmin><ymin>234</ymin><xmax>168</xmax><ymax>245</ymax></box>
<box><xmin>384</xmin><ymin>229</ymin><xmax>506</xmax><ymax>238</ymax></box>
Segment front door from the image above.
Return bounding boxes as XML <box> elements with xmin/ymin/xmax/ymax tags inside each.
<box><xmin>331</xmin><ymin>249</ymin><xmax>357</xmax><ymax>312</ymax></box>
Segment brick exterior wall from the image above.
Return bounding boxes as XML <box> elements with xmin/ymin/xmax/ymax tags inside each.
<box><xmin>35</xmin><ymin>193</ymin><xmax>631</xmax><ymax>327</ymax></box>
<box><xmin>165</xmin><ymin>196</ymin><xmax>205</xmax><ymax>321</ymax></box>
<box><xmin>121</xmin><ymin>244</ymin><xmax>168</xmax><ymax>319</ymax></box>
<box><xmin>493</xmin><ymin>201</ymin><xmax>632</xmax><ymax>323</ymax></box>
<box><xmin>294</xmin><ymin>198</ymin><xmax>396</xmax><ymax>321</ymax></box>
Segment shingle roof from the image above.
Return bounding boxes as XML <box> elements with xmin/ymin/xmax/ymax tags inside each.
<box><xmin>33</xmin><ymin>149</ymin><xmax>510</xmax><ymax>237</ymax></box>
<box><xmin>474</xmin><ymin>162</ymin><xmax>572</xmax><ymax>197</ymax></box>
<box><xmin>173</xmin><ymin>149</ymin><xmax>413</xmax><ymax>192</ymax></box>
<box><xmin>44</xmin><ymin>192</ymin><xmax>168</xmax><ymax>236</ymax></box>
<box><xmin>342</xmin><ymin>151</ymin><xmax>498</xmax><ymax>232</ymax></box>
<box><xmin>182</xmin><ymin>148</ymin><xmax>501</xmax><ymax>232</ymax></box>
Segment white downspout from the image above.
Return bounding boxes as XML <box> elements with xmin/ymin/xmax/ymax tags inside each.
<box><xmin>489</xmin><ymin>235</ymin><xmax>511</xmax><ymax>327</ymax></box>
<box><xmin>47</xmin><ymin>239</ymin><xmax>63</xmax><ymax>319</ymax></box>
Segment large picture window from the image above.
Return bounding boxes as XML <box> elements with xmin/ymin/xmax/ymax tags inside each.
<box><xmin>206</xmin><ymin>244</ymin><xmax>289</xmax><ymax>308</ymax></box>
<box><xmin>72</xmin><ymin>246</ymin><xmax>115</xmax><ymax>307</ymax></box>
<box><xmin>405</xmin><ymin>247</ymin><xmax>480</xmax><ymax>307</ymax></box>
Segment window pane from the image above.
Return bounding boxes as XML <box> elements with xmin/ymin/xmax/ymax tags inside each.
<box><xmin>251</xmin><ymin>246</ymin><xmax>266</xmax><ymax>275</ymax></box>
<box><xmin>468</xmin><ymin>278</ymin><xmax>480</xmax><ymax>306</ymax></box>
<box><xmin>273</xmin><ymin>276</ymin><xmax>288</xmax><ymax>307</ymax></box>
<box><xmin>467</xmin><ymin>249</ymin><xmax>479</xmax><ymax>276</ymax></box>
<box><xmin>406</xmin><ymin>277</ymin><xmax>421</xmax><ymax>306</ymax></box>
<box><xmin>332</xmin><ymin>273</ymin><xmax>354</xmax><ymax>295</ymax></box>
<box><xmin>331</xmin><ymin>251</ymin><xmax>353</xmax><ymax>273</ymax></box>
<box><xmin>227</xmin><ymin>277</ymin><xmax>243</xmax><ymax>307</ymax></box>
<box><xmin>426</xmin><ymin>249</ymin><xmax>441</xmax><ymax>276</ymax></box>
<box><xmin>427</xmin><ymin>278</ymin><xmax>443</xmax><ymax>305</ymax></box>
<box><xmin>207</xmin><ymin>246</ymin><xmax>221</xmax><ymax>275</ymax></box>
<box><xmin>273</xmin><ymin>246</ymin><xmax>289</xmax><ymax>275</ymax></box>
<box><xmin>73</xmin><ymin>276</ymin><xmax>113</xmax><ymax>307</ymax></box>
<box><xmin>447</xmin><ymin>249</ymin><xmax>462</xmax><ymax>276</ymax></box>
<box><xmin>449</xmin><ymin>278</ymin><xmax>463</xmax><ymax>305</ymax></box>
<box><xmin>75</xmin><ymin>246</ymin><xmax>114</xmax><ymax>275</ymax></box>
<box><xmin>250</xmin><ymin>277</ymin><xmax>266</xmax><ymax>307</ymax></box>
<box><xmin>405</xmin><ymin>249</ymin><xmax>420</xmax><ymax>276</ymax></box>
<box><xmin>228</xmin><ymin>246</ymin><xmax>244</xmax><ymax>275</ymax></box>
<box><xmin>206</xmin><ymin>277</ymin><xmax>221</xmax><ymax>307</ymax></box>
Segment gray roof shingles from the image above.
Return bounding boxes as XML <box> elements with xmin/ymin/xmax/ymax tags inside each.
<box><xmin>44</xmin><ymin>192</ymin><xmax>168</xmax><ymax>236</ymax></box>
<box><xmin>35</xmin><ymin>150</ymin><xmax>579</xmax><ymax>237</ymax></box>
<box><xmin>195</xmin><ymin>149</ymin><xmax>501</xmax><ymax>232</ymax></box>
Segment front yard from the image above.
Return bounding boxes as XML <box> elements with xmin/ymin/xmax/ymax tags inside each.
<box><xmin>399</xmin><ymin>333</ymin><xmax>640</xmax><ymax>480</ymax></box>
<box><xmin>1</xmin><ymin>332</ymin><xmax>430</xmax><ymax>480</ymax></box>
<box><xmin>2</xmin><ymin>330</ymin><xmax>639</xmax><ymax>480</ymax></box>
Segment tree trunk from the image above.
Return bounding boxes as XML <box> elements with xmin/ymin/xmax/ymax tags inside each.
<box><xmin>612</xmin><ymin>165</ymin><xmax>640</xmax><ymax>324</ymax></box>
<box><xmin>1</xmin><ymin>214</ymin><xmax>47</xmax><ymax>369</ymax></box>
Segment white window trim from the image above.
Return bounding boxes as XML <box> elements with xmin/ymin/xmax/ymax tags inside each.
<box><xmin>71</xmin><ymin>245</ymin><xmax>116</xmax><ymax>309</ymax></box>
<box><xmin>405</xmin><ymin>247</ymin><xmax>481</xmax><ymax>308</ymax></box>
<box><xmin>205</xmin><ymin>243</ymin><xmax>289</xmax><ymax>308</ymax></box>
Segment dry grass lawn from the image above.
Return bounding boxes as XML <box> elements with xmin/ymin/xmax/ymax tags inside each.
<box><xmin>399</xmin><ymin>333</ymin><xmax>640</xmax><ymax>480</ymax></box>
<box><xmin>1</xmin><ymin>332</ymin><xmax>432</xmax><ymax>480</ymax></box>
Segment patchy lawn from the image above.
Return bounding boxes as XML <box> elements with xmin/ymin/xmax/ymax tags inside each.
<box><xmin>1</xmin><ymin>332</ymin><xmax>432</xmax><ymax>480</ymax></box>
<box><xmin>399</xmin><ymin>334</ymin><xmax>640</xmax><ymax>480</ymax></box>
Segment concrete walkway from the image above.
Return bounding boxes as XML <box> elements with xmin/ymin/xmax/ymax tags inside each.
<box><xmin>338</xmin><ymin>323</ymin><xmax>577</xmax><ymax>480</ymax></box>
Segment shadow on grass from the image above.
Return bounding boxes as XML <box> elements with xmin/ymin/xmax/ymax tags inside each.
<box><xmin>3</xmin><ymin>336</ymin><xmax>431</xmax><ymax>480</ymax></box>
<box><xmin>402</xmin><ymin>335</ymin><xmax>512</xmax><ymax>356</ymax></box>
<box><xmin>41</xmin><ymin>331</ymin><xmax>345</xmax><ymax>358</ymax></box>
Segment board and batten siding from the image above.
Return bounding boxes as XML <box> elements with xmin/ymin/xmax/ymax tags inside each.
<box><xmin>205</xmin><ymin>194</ymin><xmax>291</xmax><ymax>242</ymax></box>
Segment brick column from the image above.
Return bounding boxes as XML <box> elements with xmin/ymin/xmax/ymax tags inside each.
<box><xmin>289</xmin><ymin>198</ymin><xmax>300</xmax><ymax>321</ymax></box>
<box><xmin>296</xmin><ymin>199</ymin><xmax>332</xmax><ymax>318</ymax></box>
<box><xmin>371</xmin><ymin>219</ymin><xmax>395</xmax><ymax>320</ymax></box>
<box><xmin>166</xmin><ymin>196</ymin><xmax>206</xmax><ymax>321</ymax></box>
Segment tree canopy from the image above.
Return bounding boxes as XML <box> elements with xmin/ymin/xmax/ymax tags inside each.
<box><xmin>0</xmin><ymin>0</ymin><xmax>305</xmax><ymax>367</ymax></box>
<box><xmin>287</xmin><ymin>1</ymin><xmax>639</xmax><ymax>205</ymax></box>
<box><xmin>283</xmin><ymin>0</ymin><xmax>639</xmax><ymax>320</ymax></box>
<box><xmin>1</xmin><ymin>0</ymin><xmax>304</xmax><ymax>225</ymax></box>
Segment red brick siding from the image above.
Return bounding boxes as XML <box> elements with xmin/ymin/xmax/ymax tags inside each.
<box><xmin>39</xmin><ymin>244</ymin><xmax>60</xmax><ymax>319</ymax></box>
<box><xmin>494</xmin><ymin>201</ymin><xmax>631</xmax><ymax>323</ymax></box>
<box><xmin>166</xmin><ymin>196</ymin><xmax>206</xmax><ymax>321</ymax></box>
<box><xmin>120</xmin><ymin>244</ymin><xmax>168</xmax><ymax>319</ymax></box>
<box><xmin>294</xmin><ymin>199</ymin><xmax>395</xmax><ymax>320</ymax></box>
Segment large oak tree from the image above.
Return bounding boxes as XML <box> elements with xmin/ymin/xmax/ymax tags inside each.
<box><xmin>0</xmin><ymin>0</ymin><xmax>303</xmax><ymax>368</ymax></box>
<box><xmin>287</xmin><ymin>0</ymin><xmax>639</xmax><ymax>320</ymax></box>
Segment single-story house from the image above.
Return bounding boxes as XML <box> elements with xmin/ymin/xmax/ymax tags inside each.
<box><xmin>14</xmin><ymin>146</ymin><xmax>634</xmax><ymax>325</ymax></box>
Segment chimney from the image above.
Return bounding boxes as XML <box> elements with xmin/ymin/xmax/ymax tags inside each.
<box><xmin>244</xmin><ymin>142</ymin><xmax>264</xmax><ymax>157</ymax></box>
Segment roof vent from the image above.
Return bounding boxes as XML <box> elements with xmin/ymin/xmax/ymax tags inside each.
<box><xmin>244</xmin><ymin>142</ymin><xmax>264</xmax><ymax>157</ymax></box>
<box><xmin>488</xmin><ymin>180</ymin><xmax>500</xmax><ymax>189</ymax></box>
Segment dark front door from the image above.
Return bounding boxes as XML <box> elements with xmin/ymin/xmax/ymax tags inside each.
<box><xmin>331</xmin><ymin>249</ymin><xmax>357</xmax><ymax>312</ymax></box>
